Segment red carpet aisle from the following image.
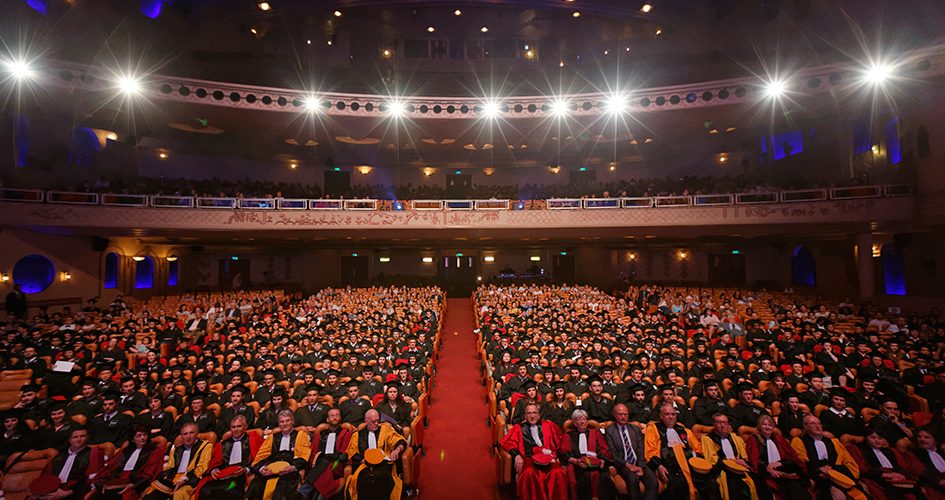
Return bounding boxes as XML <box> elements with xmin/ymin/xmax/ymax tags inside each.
<box><xmin>418</xmin><ymin>298</ymin><xmax>496</xmax><ymax>499</ymax></box>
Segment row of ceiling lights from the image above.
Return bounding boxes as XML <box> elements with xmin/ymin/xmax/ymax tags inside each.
<box><xmin>256</xmin><ymin>2</ymin><xmax>653</xmax><ymax>34</ymax></box>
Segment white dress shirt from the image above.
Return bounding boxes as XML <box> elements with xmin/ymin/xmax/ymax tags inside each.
<box><xmin>279</xmin><ymin>434</ymin><xmax>291</xmax><ymax>451</ymax></box>
<box><xmin>720</xmin><ymin>438</ymin><xmax>736</xmax><ymax>459</ymax></box>
<box><xmin>123</xmin><ymin>448</ymin><xmax>142</xmax><ymax>472</ymax></box>
<box><xmin>229</xmin><ymin>438</ymin><xmax>243</xmax><ymax>465</ymax></box>
<box><xmin>872</xmin><ymin>448</ymin><xmax>893</xmax><ymax>469</ymax></box>
<box><xmin>177</xmin><ymin>447</ymin><xmax>192</xmax><ymax>474</ymax></box>
<box><xmin>325</xmin><ymin>433</ymin><xmax>337</xmax><ymax>454</ymax></box>
<box><xmin>367</xmin><ymin>431</ymin><xmax>378</xmax><ymax>450</ymax></box>
<box><xmin>666</xmin><ymin>428</ymin><xmax>683</xmax><ymax>447</ymax></box>
<box><xmin>765</xmin><ymin>439</ymin><xmax>782</xmax><ymax>464</ymax></box>
<box><xmin>59</xmin><ymin>449</ymin><xmax>80</xmax><ymax>482</ymax></box>
<box><xmin>813</xmin><ymin>438</ymin><xmax>828</xmax><ymax>461</ymax></box>
<box><xmin>928</xmin><ymin>449</ymin><xmax>945</xmax><ymax>473</ymax></box>
<box><xmin>529</xmin><ymin>425</ymin><xmax>543</xmax><ymax>447</ymax></box>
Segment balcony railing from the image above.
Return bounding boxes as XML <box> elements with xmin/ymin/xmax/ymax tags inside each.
<box><xmin>0</xmin><ymin>184</ymin><xmax>913</xmax><ymax>212</ymax></box>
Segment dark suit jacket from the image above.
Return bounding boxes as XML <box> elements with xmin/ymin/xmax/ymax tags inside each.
<box><xmin>604</xmin><ymin>422</ymin><xmax>646</xmax><ymax>468</ymax></box>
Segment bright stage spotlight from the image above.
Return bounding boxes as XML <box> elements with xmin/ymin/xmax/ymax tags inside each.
<box><xmin>603</xmin><ymin>93</ymin><xmax>628</xmax><ymax>115</ymax></box>
<box><xmin>117</xmin><ymin>75</ymin><xmax>142</xmax><ymax>95</ymax></box>
<box><xmin>550</xmin><ymin>99</ymin><xmax>570</xmax><ymax>117</ymax></box>
<box><xmin>303</xmin><ymin>96</ymin><xmax>321</xmax><ymax>112</ymax></box>
<box><xmin>480</xmin><ymin>101</ymin><xmax>501</xmax><ymax>119</ymax></box>
<box><xmin>863</xmin><ymin>62</ymin><xmax>893</xmax><ymax>86</ymax></box>
<box><xmin>4</xmin><ymin>59</ymin><xmax>35</xmax><ymax>81</ymax></box>
<box><xmin>763</xmin><ymin>79</ymin><xmax>787</xmax><ymax>99</ymax></box>
<box><xmin>387</xmin><ymin>99</ymin><xmax>406</xmax><ymax>118</ymax></box>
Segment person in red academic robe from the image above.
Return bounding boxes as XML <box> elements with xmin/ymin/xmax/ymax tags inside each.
<box><xmin>743</xmin><ymin>415</ymin><xmax>810</xmax><ymax>500</ymax></box>
<box><xmin>848</xmin><ymin>429</ymin><xmax>921</xmax><ymax>500</ymax></box>
<box><xmin>500</xmin><ymin>402</ymin><xmax>569</xmax><ymax>500</ymax></box>
<box><xmin>302</xmin><ymin>408</ymin><xmax>354</xmax><ymax>499</ymax></box>
<box><xmin>193</xmin><ymin>414</ymin><xmax>263</xmax><ymax>499</ymax></box>
<box><xmin>35</xmin><ymin>427</ymin><xmax>105</xmax><ymax>500</ymax></box>
<box><xmin>92</xmin><ymin>427</ymin><xmax>166</xmax><ymax>500</ymax></box>
<box><xmin>906</xmin><ymin>428</ymin><xmax>945</xmax><ymax>500</ymax></box>
<box><xmin>558</xmin><ymin>409</ymin><xmax>615</xmax><ymax>500</ymax></box>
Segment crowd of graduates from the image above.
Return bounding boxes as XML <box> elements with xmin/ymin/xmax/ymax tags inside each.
<box><xmin>476</xmin><ymin>284</ymin><xmax>945</xmax><ymax>500</ymax></box>
<box><xmin>0</xmin><ymin>286</ymin><xmax>443</xmax><ymax>499</ymax></box>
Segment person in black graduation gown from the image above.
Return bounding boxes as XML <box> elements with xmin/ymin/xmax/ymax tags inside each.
<box><xmin>174</xmin><ymin>393</ymin><xmax>217</xmax><ymax>436</ymax></box>
<box><xmin>819</xmin><ymin>389</ymin><xmax>864</xmax><ymax>439</ymax></box>
<box><xmin>89</xmin><ymin>392</ymin><xmax>134</xmax><ymax>447</ymax></box>
<box><xmin>339</xmin><ymin>382</ymin><xmax>371</xmax><ymax>425</ymax></box>
<box><xmin>217</xmin><ymin>385</ymin><xmax>256</xmax><ymax>436</ymax></box>
<box><xmin>44</xmin><ymin>402</ymin><xmax>77</xmax><ymax>451</ymax></box>
<box><xmin>541</xmin><ymin>382</ymin><xmax>575</xmax><ymax>430</ymax></box>
<box><xmin>581</xmin><ymin>375</ymin><xmax>614</xmax><ymax>423</ymax></box>
<box><xmin>625</xmin><ymin>383</ymin><xmax>656</xmax><ymax>424</ymax></box>
<box><xmin>375</xmin><ymin>383</ymin><xmax>412</xmax><ymax>432</ymax></box>
<box><xmin>294</xmin><ymin>386</ymin><xmax>329</xmax><ymax>429</ymax></box>
<box><xmin>137</xmin><ymin>395</ymin><xmax>174</xmax><ymax>440</ymax></box>
<box><xmin>777</xmin><ymin>390</ymin><xmax>806</xmax><ymax>438</ymax></box>
<box><xmin>0</xmin><ymin>409</ymin><xmax>33</xmax><ymax>464</ymax></box>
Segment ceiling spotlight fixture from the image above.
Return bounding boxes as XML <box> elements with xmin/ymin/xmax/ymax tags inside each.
<box><xmin>5</xmin><ymin>59</ymin><xmax>35</xmax><ymax>81</ymax></box>
<box><xmin>306</xmin><ymin>39</ymin><xmax>312</xmax><ymax>45</ymax></box>
<box><xmin>655</xmin><ymin>27</ymin><xmax>663</xmax><ymax>36</ymax></box>
<box><xmin>387</xmin><ymin>99</ymin><xmax>407</xmax><ymax>118</ymax></box>
<box><xmin>157</xmin><ymin>151</ymin><xmax>169</xmax><ymax>159</ymax></box>
<box><xmin>559</xmin><ymin>60</ymin><xmax>565</xmax><ymax>68</ymax></box>
<box><xmin>480</xmin><ymin>26</ymin><xmax>489</xmax><ymax>32</ymax></box>
<box><xmin>604</xmin><ymin>93</ymin><xmax>628</xmax><ymax>115</ymax></box>
<box><xmin>764</xmin><ymin>78</ymin><xmax>787</xmax><ymax>99</ymax></box>
<box><xmin>572</xmin><ymin>11</ymin><xmax>581</xmax><ymax>17</ymax></box>
<box><xmin>132</xmin><ymin>256</ymin><xmax>146</xmax><ymax>262</ymax></box>
<box><xmin>524</xmin><ymin>49</ymin><xmax>537</xmax><ymax>60</ymax></box>
<box><xmin>427</xmin><ymin>26</ymin><xmax>435</xmax><ymax>33</ymax></box>
<box><xmin>863</xmin><ymin>62</ymin><xmax>893</xmax><ymax>86</ymax></box>
<box><xmin>550</xmin><ymin>99</ymin><xmax>570</xmax><ymax>117</ymax></box>
<box><xmin>249</xmin><ymin>27</ymin><xmax>258</xmax><ymax>35</ymax></box>
<box><xmin>641</xmin><ymin>3</ymin><xmax>653</xmax><ymax>13</ymax></box>
<box><xmin>333</xmin><ymin>10</ymin><xmax>342</xmax><ymax>17</ymax></box>
<box><xmin>481</xmin><ymin>100</ymin><xmax>501</xmax><ymax>119</ymax></box>
<box><xmin>289</xmin><ymin>161</ymin><xmax>299</xmax><ymax>169</ymax></box>
<box><xmin>166</xmin><ymin>255</ymin><xmax>178</xmax><ymax>262</ymax></box>
<box><xmin>117</xmin><ymin>75</ymin><xmax>142</xmax><ymax>95</ymax></box>
<box><xmin>381</xmin><ymin>48</ymin><xmax>393</xmax><ymax>59</ymax></box>
<box><xmin>257</xmin><ymin>1</ymin><xmax>271</xmax><ymax>11</ymax></box>
<box><xmin>454</xmin><ymin>9</ymin><xmax>462</xmax><ymax>16</ymax></box>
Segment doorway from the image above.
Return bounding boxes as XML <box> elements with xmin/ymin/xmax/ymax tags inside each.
<box><xmin>439</xmin><ymin>255</ymin><xmax>477</xmax><ymax>297</ymax></box>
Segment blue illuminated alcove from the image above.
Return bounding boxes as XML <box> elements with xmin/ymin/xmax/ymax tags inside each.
<box><xmin>13</xmin><ymin>255</ymin><xmax>55</xmax><ymax>294</ymax></box>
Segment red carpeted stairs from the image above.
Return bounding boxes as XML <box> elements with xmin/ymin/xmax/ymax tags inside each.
<box><xmin>419</xmin><ymin>298</ymin><xmax>496</xmax><ymax>499</ymax></box>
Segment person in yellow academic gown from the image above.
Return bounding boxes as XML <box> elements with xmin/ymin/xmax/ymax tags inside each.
<box><xmin>700</xmin><ymin>413</ymin><xmax>759</xmax><ymax>500</ymax></box>
<box><xmin>246</xmin><ymin>410</ymin><xmax>312</xmax><ymax>500</ymax></box>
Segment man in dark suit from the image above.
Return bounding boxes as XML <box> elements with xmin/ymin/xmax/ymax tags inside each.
<box><xmin>604</xmin><ymin>403</ymin><xmax>658</xmax><ymax>500</ymax></box>
<box><xmin>4</xmin><ymin>284</ymin><xmax>27</xmax><ymax>319</ymax></box>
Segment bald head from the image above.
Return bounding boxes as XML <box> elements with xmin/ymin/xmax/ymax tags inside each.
<box><xmin>613</xmin><ymin>403</ymin><xmax>630</xmax><ymax>425</ymax></box>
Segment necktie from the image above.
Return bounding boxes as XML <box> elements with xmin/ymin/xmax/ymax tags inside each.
<box><xmin>621</xmin><ymin>426</ymin><xmax>636</xmax><ymax>464</ymax></box>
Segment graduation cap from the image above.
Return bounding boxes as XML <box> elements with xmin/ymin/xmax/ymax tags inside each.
<box><xmin>736</xmin><ymin>382</ymin><xmax>755</xmax><ymax>393</ymax></box>
<box><xmin>829</xmin><ymin>388</ymin><xmax>849</xmax><ymax>399</ymax></box>
<box><xmin>361</xmin><ymin>365</ymin><xmax>375</xmax><ymax>373</ymax></box>
<box><xmin>522</xmin><ymin>380</ymin><xmax>537</xmax><ymax>391</ymax></box>
<box><xmin>657</xmin><ymin>383</ymin><xmax>676</xmax><ymax>393</ymax></box>
<box><xmin>346</xmin><ymin>380</ymin><xmax>361</xmax><ymax>388</ymax></box>
<box><xmin>1</xmin><ymin>408</ymin><xmax>24</xmax><ymax>420</ymax></box>
<box><xmin>627</xmin><ymin>383</ymin><xmax>647</xmax><ymax>394</ymax></box>
<box><xmin>586</xmin><ymin>374</ymin><xmax>604</xmax><ymax>385</ymax></box>
<box><xmin>229</xmin><ymin>385</ymin><xmax>247</xmax><ymax>395</ymax></box>
<box><xmin>272</xmin><ymin>387</ymin><xmax>288</xmax><ymax>398</ymax></box>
